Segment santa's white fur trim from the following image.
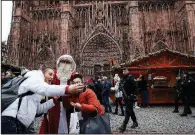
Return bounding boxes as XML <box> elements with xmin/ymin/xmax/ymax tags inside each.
<box><xmin>56</xmin><ymin>55</ymin><xmax>76</xmax><ymax>72</ymax></box>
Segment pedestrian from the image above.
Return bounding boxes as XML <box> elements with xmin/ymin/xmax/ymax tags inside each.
<box><xmin>112</xmin><ymin>74</ymin><xmax>124</xmax><ymax>116</ymax></box>
<box><xmin>102</xmin><ymin>76</ymin><xmax>112</xmax><ymax>113</ymax></box>
<box><xmin>94</xmin><ymin>77</ymin><xmax>103</xmax><ymax>104</ymax></box>
<box><xmin>1</xmin><ymin>68</ymin><xmax>84</xmax><ymax>134</ymax></box>
<box><xmin>138</xmin><ymin>75</ymin><xmax>149</xmax><ymax>107</ymax></box>
<box><xmin>67</xmin><ymin>73</ymin><xmax>106</xmax><ymax>134</ymax></box>
<box><xmin>172</xmin><ymin>76</ymin><xmax>183</xmax><ymax>113</ymax></box>
<box><xmin>87</xmin><ymin>78</ymin><xmax>96</xmax><ymax>93</ymax></box>
<box><xmin>180</xmin><ymin>71</ymin><xmax>194</xmax><ymax>116</ymax></box>
<box><xmin>119</xmin><ymin>68</ymin><xmax>138</xmax><ymax>132</ymax></box>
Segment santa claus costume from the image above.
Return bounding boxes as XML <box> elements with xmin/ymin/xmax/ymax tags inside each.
<box><xmin>39</xmin><ymin>55</ymin><xmax>76</xmax><ymax>134</ymax></box>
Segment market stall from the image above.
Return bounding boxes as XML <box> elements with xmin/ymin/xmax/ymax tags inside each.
<box><xmin>121</xmin><ymin>49</ymin><xmax>195</xmax><ymax>104</ymax></box>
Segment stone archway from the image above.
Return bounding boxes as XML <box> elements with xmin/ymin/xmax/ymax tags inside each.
<box><xmin>152</xmin><ymin>40</ymin><xmax>169</xmax><ymax>52</ymax></box>
<box><xmin>81</xmin><ymin>32</ymin><xmax>122</xmax><ymax>78</ymax></box>
<box><xmin>35</xmin><ymin>47</ymin><xmax>55</xmax><ymax>69</ymax></box>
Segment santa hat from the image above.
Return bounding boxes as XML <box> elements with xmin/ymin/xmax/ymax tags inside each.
<box><xmin>87</xmin><ymin>78</ymin><xmax>93</xmax><ymax>84</ymax></box>
<box><xmin>69</xmin><ymin>72</ymin><xmax>83</xmax><ymax>81</ymax></box>
<box><xmin>56</xmin><ymin>55</ymin><xmax>76</xmax><ymax>72</ymax></box>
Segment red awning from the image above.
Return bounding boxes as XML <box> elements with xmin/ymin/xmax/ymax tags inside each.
<box><xmin>127</xmin><ymin>65</ymin><xmax>195</xmax><ymax>70</ymax></box>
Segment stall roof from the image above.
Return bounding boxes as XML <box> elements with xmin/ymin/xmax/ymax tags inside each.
<box><xmin>96</xmin><ymin>70</ymin><xmax>112</xmax><ymax>73</ymax></box>
<box><xmin>120</xmin><ymin>48</ymin><xmax>195</xmax><ymax>68</ymax></box>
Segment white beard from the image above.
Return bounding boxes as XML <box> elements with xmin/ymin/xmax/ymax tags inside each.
<box><xmin>56</xmin><ymin>63</ymin><xmax>72</xmax><ymax>83</ymax></box>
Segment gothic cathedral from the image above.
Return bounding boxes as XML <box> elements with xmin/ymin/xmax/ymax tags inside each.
<box><xmin>7</xmin><ymin>1</ymin><xmax>195</xmax><ymax>77</ymax></box>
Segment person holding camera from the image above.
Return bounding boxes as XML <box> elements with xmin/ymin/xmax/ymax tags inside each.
<box><xmin>68</xmin><ymin>73</ymin><xmax>113</xmax><ymax>134</ymax></box>
<box><xmin>119</xmin><ymin>68</ymin><xmax>138</xmax><ymax>132</ymax></box>
<box><xmin>66</xmin><ymin>73</ymin><xmax>105</xmax><ymax>117</ymax></box>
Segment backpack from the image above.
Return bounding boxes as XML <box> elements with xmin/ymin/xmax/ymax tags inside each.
<box><xmin>1</xmin><ymin>76</ymin><xmax>34</xmax><ymax>113</ymax></box>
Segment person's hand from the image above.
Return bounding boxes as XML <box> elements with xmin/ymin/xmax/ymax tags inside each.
<box><xmin>70</xmin><ymin>102</ymin><xmax>75</xmax><ymax>106</ymax></box>
<box><xmin>75</xmin><ymin>103</ymin><xmax>82</xmax><ymax>110</ymax></box>
<box><xmin>53</xmin><ymin>96</ymin><xmax>60</xmax><ymax>105</ymax></box>
<box><xmin>68</xmin><ymin>84</ymin><xmax>85</xmax><ymax>94</ymax></box>
<box><xmin>70</xmin><ymin>102</ymin><xmax>82</xmax><ymax>110</ymax></box>
<box><xmin>110</xmin><ymin>87</ymin><xmax>115</xmax><ymax>91</ymax></box>
<box><xmin>53</xmin><ymin>96</ymin><xmax>60</xmax><ymax>100</ymax></box>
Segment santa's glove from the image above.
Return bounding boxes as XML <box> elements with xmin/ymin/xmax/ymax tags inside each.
<box><xmin>53</xmin><ymin>96</ymin><xmax>60</xmax><ymax>105</ymax></box>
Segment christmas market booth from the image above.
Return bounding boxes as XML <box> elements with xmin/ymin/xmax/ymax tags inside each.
<box><xmin>121</xmin><ymin>49</ymin><xmax>195</xmax><ymax>104</ymax></box>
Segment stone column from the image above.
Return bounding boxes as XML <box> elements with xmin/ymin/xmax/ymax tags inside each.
<box><xmin>128</xmin><ymin>1</ymin><xmax>141</xmax><ymax>45</ymax></box>
<box><xmin>8</xmin><ymin>1</ymin><xmax>31</xmax><ymax>67</ymax></box>
<box><xmin>175</xmin><ymin>1</ymin><xmax>195</xmax><ymax>55</ymax></box>
<box><xmin>128</xmin><ymin>1</ymin><xmax>144</xmax><ymax>60</ymax></box>
<box><xmin>60</xmin><ymin>3</ymin><xmax>73</xmax><ymax>56</ymax></box>
<box><xmin>7</xmin><ymin>2</ymin><xmax>22</xmax><ymax>66</ymax></box>
<box><xmin>185</xmin><ymin>1</ymin><xmax>195</xmax><ymax>55</ymax></box>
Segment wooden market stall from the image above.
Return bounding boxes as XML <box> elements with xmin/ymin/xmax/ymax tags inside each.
<box><xmin>121</xmin><ymin>49</ymin><xmax>195</xmax><ymax>104</ymax></box>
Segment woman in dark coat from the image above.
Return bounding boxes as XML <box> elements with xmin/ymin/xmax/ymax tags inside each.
<box><xmin>138</xmin><ymin>76</ymin><xmax>149</xmax><ymax>107</ymax></box>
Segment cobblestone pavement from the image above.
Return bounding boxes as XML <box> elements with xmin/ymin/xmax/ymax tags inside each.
<box><xmin>34</xmin><ymin>106</ymin><xmax>195</xmax><ymax>134</ymax></box>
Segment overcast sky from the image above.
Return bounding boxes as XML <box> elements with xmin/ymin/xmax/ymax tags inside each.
<box><xmin>2</xmin><ymin>1</ymin><xmax>12</xmax><ymax>42</ymax></box>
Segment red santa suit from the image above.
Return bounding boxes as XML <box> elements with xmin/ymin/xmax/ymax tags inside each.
<box><xmin>39</xmin><ymin>55</ymin><xmax>76</xmax><ymax>134</ymax></box>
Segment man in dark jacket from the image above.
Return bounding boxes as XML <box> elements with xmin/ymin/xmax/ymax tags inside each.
<box><xmin>172</xmin><ymin>76</ymin><xmax>183</xmax><ymax>113</ymax></box>
<box><xmin>180</xmin><ymin>72</ymin><xmax>194</xmax><ymax>116</ymax></box>
<box><xmin>119</xmin><ymin>68</ymin><xmax>138</xmax><ymax>132</ymax></box>
<box><xmin>95</xmin><ymin>78</ymin><xmax>103</xmax><ymax>104</ymax></box>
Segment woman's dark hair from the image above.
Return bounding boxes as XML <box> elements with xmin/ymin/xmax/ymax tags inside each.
<box><xmin>42</xmin><ymin>67</ymin><xmax>53</xmax><ymax>74</ymax></box>
<box><xmin>71</xmin><ymin>73</ymin><xmax>83</xmax><ymax>81</ymax></box>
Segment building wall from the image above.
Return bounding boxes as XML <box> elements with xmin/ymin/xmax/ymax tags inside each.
<box><xmin>1</xmin><ymin>41</ymin><xmax>8</xmax><ymax>63</ymax></box>
<box><xmin>138</xmin><ymin>1</ymin><xmax>177</xmax><ymax>52</ymax></box>
<box><xmin>185</xmin><ymin>1</ymin><xmax>195</xmax><ymax>55</ymax></box>
<box><xmin>7</xmin><ymin>1</ymin><xmax>195</xmax><ymax>76</ymax></box>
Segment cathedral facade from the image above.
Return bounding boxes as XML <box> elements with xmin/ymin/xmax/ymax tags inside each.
<box><xmin>7</xmin><ymin>1</ymin><xmax>195</xmax><ymax>77</ymax></box>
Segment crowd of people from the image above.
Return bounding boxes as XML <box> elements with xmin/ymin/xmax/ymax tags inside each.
<box><xmin>1</xmin><ymin>54</ymin><xmax>194</xmax><ymax>134</ymax></box>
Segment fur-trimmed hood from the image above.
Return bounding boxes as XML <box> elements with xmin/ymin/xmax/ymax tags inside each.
<box><xmin>56</xmin><ymin>55</ymin><xmax>76</xmax><ymax>72</ymax></box>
